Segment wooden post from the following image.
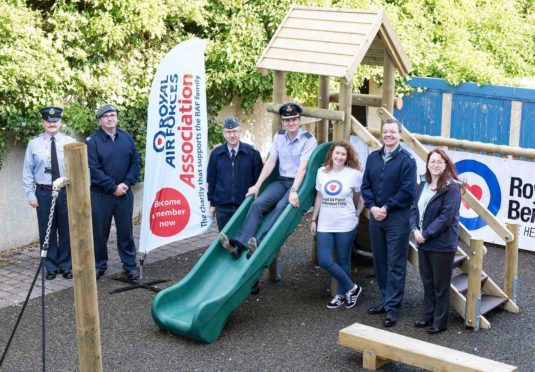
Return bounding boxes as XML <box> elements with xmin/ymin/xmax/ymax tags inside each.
<box><xmin>317</xmin><ymin>75</ymin><xmax>330</xmax><ymax>143</ymax></box>
<box><xmin>64</xmin><ymin>143</ymin><xmax>103</xmax><ymax>372</ymax></box>
<box><xmin>504</xmin><ymin>222</ymin><xmax>519</xmax><ymax>302</ymax></box>
<box><xmin>465</xmin><ymin>238</ymin><xmax>484</xmax><ymax>330</ymax></box>
<box><xmin>269</xmin><ymin>70</ymin><xmax>285</xmax><ymax>281</ymax></box>
<box><xmin>271</xmin><ymin>70</ymin><xmax>286</xmax><ymax>138</ymax></box>
<box><xmin>381</xmin><ymin>50</ymin><xmax>395</xmax><ymax>131</ymax></box>
<box><xmin>338</xmin><ymin>77</ymin><xmax>352</xmax><ymax>140</ymax></box>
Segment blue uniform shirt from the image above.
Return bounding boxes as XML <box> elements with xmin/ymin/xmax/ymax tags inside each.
<box><xmin>269</xmin><ymin>128</ymin><xmax>317</xmax><ymax>178</ymax></box>
<box><xmin>23</xmin><ymin>132</ymin><xmax>77</xmax><ymax>201</ymax></box>
<box><xmin>86</xmin><ymin>128</ymin><xmax>140</xmax><ymax>194</ymax></box>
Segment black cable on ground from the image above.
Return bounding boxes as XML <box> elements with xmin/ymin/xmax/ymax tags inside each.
<box><xmin>0</xmin><ymin>260</ymin><xmax>44</xmax><ymax>368</ymax></box>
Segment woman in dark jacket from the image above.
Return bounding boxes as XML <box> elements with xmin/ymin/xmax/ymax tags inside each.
<box><xmin>410</xmin><ymin>148</ymin><xmax>462</xmax><ymax>334</ymax></box>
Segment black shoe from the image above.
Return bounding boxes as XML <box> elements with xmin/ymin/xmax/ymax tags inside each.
<box><xmin>62</xmin><ymin>271</ymin><xmax>73</xmax><ymax>279</ymax></box>
<box><xmin>383</xmin><ymin>312</ymin><xmax>397</xmax><ymax>327</ymax></box>
<box><xmin>414</xmin><ymin>320</ymin><xmax>432</xmax><ymax>328</ymax></box>
<box><xmin>250</xmin><ymin>281</ymin><xmax>260</xmax><ymax>295</ymax></box>
<box><xmin>96</xmin><ymin>270</ymin><xmax>106</xmax><ymax>280</ymax></box>
<box><xmin>367</xmin><ymin>305</ymin><xmax>386</xmax><ymax>315</ymax></box>
<box><xmin>125</xmin><ymin>269</ymin><xmax>140</xmax><ymax>281</ymax></box>
<box><xmin>45</xmin><ymin>271</ymin><xmax>57</xmax><ymax>280</ymax></box>
<box><xmin>427</xmin><ymin>326</ymin><xmax>446</xmax><ymax>334</ymax></box>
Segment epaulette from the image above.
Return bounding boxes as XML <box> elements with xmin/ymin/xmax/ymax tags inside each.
<box><xmin>277</xmin><ymin>130</ymin><xmax>285</xmax><ymax>134</ymax></box>
<box><xmin>303</xmin><ymin>131</ymin><xmax>313</xmax><ymax>139</ymax></box>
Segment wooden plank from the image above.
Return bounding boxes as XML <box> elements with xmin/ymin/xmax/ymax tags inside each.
<box><xmin>465</xmin><ymin>238</ymin><xmax>484</xmax><ymax>329</ymax></box>
<box><xmin>339</xmin><ymin>323</ymin><xmax>516</xmax><ymax>371</ymax></box>
<box><xmin>441</xmin><ymin>93</ymin><xmax>452</xmax><ymax>137</ymax></box>
<box><xmin>277</xmin><ymin>28</ymin><xmax>366</xmax><ymax>44</ymax></box>
<box><xmin>330</xmin><ymin>92</ymin><xmax>383</xmax><ymax>107</ymax></box>
<box><xmin>265</xmin><ymin>48</ymin><xmax>354</xmax><ymax>66</ymax></box>
<box><xmin>362</xmin><ymin>349</ymin><xmax>387</xmax><ymax>370</ymax></box>
<box><xmin>255</xmin><ymin>4</ymin><xmax>295</xmax><ymax>69</ymax></box>
<box><xmin>291</xmin><ymin>9</ymin><xmax>380</xmax><ymax>23</ymax></box>
<box><xmin>271</xmin><ymin>38</ymin><xmax>359</xmax><ymax>56</ymax></box>
<box><xmin>351</xmin><ymin>116</ymin><xmax>382</xmax><ymax>150</ymax></box>
<box><xmin>382</xmin><ymin>50</ymin><xmax>395</xmax><ymax>114</ymax></box>
<box><xmin>504</xmin><ymin>222</ymin><xmax>519</xmax><ymax>302</ymax></box>
<box><xmin>378</xmin><ymin>15</ymin><xmax>412</xmax><ymax>75</ymax></box>
<box><xmin>339</xmin><ymin>77</ymin><xmax>353</xmax><ymax>139</ymax></box>
<box><xmin>317</xmin><ymin>75</ymin><xmax>330</xmax><ymax>144</ymax></box>
<box><xmin>258</xmin><ymin>58</ymin><xmax>348</xmax><ymax>77</ymax></box>
<box><xmin>267</xmin><ymin>104</ymin><xmax>344</xmax><ymax>121</ymax></box>
<box><xmin>481</xmin><ymin>277</ymin><xmax>519</xmax><ymax>313</ymax></box>
<box><xmin>271</xmin><ymin>70</ymin><xmax>285</xmax><ymax>137</ymax></box>
<box><xmin>361</xmin><ymin>55</ymin><xmax>384</xmax><ymax>66</ymax></box>
<box><xmin>285</xmin><ymin>18</ymin><xmax>373</xmax><ymax>34</ymax></box>
<box><xmin>509</xmin><ymin>101</ymin><xmax>522</xmax><ymax>146</ymax></box>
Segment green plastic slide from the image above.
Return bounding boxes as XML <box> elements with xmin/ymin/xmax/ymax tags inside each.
<box><xmin>151</xmin><ymin>143</ymin><xmax>330</xmax><ymax>343</ymax></box>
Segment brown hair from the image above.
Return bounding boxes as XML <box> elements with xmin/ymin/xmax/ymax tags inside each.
<box><xmin>425</xmin><ymin>148</ymin><xmax>462</xmax><ymax>191</ymax></box>
<box><xmin>323</xmin><ymin>140</ymin><xmax>362</xmax><ymax>172</ymax></box>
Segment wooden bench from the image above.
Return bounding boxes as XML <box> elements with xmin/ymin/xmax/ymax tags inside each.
<box><xmin>339</xmin><ymin>323</ymin><xmax>517</xmax><ymax>371</ymax></box>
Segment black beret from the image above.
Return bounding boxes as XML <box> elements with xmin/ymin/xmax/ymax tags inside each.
<box><xmin>96</xmin><ymin>104</ymin><xmax>116</xmax><ymax>119</ymax></box>
<box><xmin>223</xmin><ymin>116</ymin><xmax>240</xmax><ymax>129</ymax></box>
<box><xmin>279</xmin><ymin>103</ymin><xmax>302</xmax><ymax>119</ymax></box>
<box><xmin>39</xmin><ymin>106</ymin><xmax>63</xmax><ymax>122</ymax></box>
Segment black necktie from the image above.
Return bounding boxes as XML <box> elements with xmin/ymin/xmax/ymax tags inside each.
<box><xmin>50</xmin><ymin>136</ymin><xmax>60</xmax><ymax>182</ymax></box>
<box><xmin>230</xmin><ymin>149</ymin><xmax>236</xmax><ymax>162</ymax></box>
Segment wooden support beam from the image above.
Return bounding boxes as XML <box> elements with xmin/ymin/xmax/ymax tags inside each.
<box><xmin>339</xmin><ymin>77</ymin><xmax>353</xmax><ymax>140</ymax></box>
<box><xmin>381</xmin><ymin>50</ymin><xmax>395</xmax><ymax>117</ymax></box>
<box><xmin>504</xmin><ymin>222</ymin><xmax>519</xmax><ymax>303</ymax></box>
<box><xmin>317</xmin><ymin>75</ymin><xmax>330</xmax><ymax>144</ymax></box>
<box><xmin>64</xmin><ymin>143</ymin><xmax>103</xmax><ymax>372</ymax></box>
<box><xmin>271</xmin><ymin>70</ymin><xmax>286</xmax><ymax>138</ymax></box>
<box><xmin>329</xmin><ymin>92</ymin><xmax>383</xmax><ymax>107</ymax></box>
<box><xmin>465</xmin><ymin>238</ymin><xmax>484</xmax><ymax>330</ymax></box>
<box><xmin>267</xmin><ymin>103</ymin><xmax>344</xmax><ymax>122</ymax></box>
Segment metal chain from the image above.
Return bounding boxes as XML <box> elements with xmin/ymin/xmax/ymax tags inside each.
<box><xmin>40</xmin><ymin>177</ymin><xmax>69</xmax><ymax>257</ymax></box>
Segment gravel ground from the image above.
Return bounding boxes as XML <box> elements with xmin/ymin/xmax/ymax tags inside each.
<box><xmin>1</xmin><ymin>220</ymin><xmax>533</xmax><ymax>371</ymax></box>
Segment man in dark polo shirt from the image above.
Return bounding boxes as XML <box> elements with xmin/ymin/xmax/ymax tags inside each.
<box><xmin>86</xmin><ymin>104</ymin><xmax>141</xmax><ymax>280</ymax></box>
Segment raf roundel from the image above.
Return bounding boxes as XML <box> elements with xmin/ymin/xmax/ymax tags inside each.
<box><xmin>324</xmin><ymin>180</ymin><xmax>343</xmax><ymax>196</ymax></box>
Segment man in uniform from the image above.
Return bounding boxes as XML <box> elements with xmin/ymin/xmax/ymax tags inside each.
<box><xmin>361</xmin><ymin>118</ymin><xmax>417</xmax><ymax>327</ymax></box>
<box><xmin>207</xmin><ymin>116</ymin><xmax>263</xmax><ymax>231</ymax></box>
<box><xmin>219</xmin><ymin>103</ymin><xmax>317</xmax><ymax>260</ymax></box>
<box><xmin>86</xmin><ymin>104</ymin><xmax>141</xmax><ymax>280</ymax></box>
<box><xmin>23</xmin><ymin>106</ymin><xmax>76</xmax><ymax>280</ymax></box>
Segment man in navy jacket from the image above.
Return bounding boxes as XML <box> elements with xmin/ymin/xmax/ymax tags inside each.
<box><xmin>207</xmin><ymin>116</ymin><xmax>263</xmax><ymax>231</ymax></box>
<box><xmin>361</xmin><ymin>118</ymin><xmax>417</xmax><ymax>327</ymax></box>
<box><xmin>86</xmin><ymin>104</ymin><xmax>141</xmax><ymax>280</ymax></box>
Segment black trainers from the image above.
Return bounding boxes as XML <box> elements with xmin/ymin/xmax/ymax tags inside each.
<box><xmin>246</xmin><ymin>237</ymin><xmax>257</xmax><ymax>259</ymax></box>
<box><xmin>345</xmin><ymin>285</ymin><xmax>362</xmax><ymax>309</ymax></box>
<box><xmin>326</xmin><ymin>294</ymin><xmax>345</xmax><ymax>309</ymax></box>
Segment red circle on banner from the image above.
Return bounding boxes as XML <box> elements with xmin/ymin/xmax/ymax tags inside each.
<box><xmin>149</xmin><ymin>188</ymin><xmax>190</xmax><ymax>237</ymax></box>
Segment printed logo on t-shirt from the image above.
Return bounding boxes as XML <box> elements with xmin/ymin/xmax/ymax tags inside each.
<box><xmin>324</xmin><ymin>180</ymin><xmax>342</xmax><ymax>196</ymax></box>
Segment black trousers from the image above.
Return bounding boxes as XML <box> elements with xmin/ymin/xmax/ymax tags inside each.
<box><xmin>418</xmin><ymin>249</ymin><xmax>455</xmax><ymax>330</ymax></box>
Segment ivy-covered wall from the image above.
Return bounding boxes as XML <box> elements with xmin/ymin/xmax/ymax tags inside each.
<box><xmin>1</xmin><ymin>0</ymin><xmax>533</xmax><ymax>169</ymax></box>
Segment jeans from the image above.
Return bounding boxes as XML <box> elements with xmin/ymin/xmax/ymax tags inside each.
<box><xmin>316</xmin><ymin>227</ymin><xmax>358</xmax><ymax>296</ymax></box>
<box><xmin>215</xmin><ymin>206</ymin><xmax>238</xmax><ymax>232</ymax></box>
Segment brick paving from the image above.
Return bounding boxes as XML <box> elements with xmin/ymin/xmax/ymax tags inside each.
<box><xmin>0</xmin><ymin>222</ymin><xmax>218</xmax><ymax>309</ymax></box>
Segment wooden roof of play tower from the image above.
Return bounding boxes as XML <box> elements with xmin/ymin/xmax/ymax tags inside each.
<box><xmin>256</xmin><ymin>6</ymin><xmax>412</xmax><ymax>80</ymax></box>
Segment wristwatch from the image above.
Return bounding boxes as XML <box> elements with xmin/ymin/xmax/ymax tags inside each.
<box><xmin>290</xmin><ymin>187</ymin><xmax>297</xmax><ymax>192</ymax></box>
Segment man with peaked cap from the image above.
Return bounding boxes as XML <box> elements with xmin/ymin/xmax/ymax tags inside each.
<box><xmin>207</xmin><ymin>116</ymin><xmax>263</xmax><ymax>231</ymax></box>
<box><xmin>23</xmin><ymin>106</ymin><xmax>77</xmax><ymax>280</ymax></box>
<box><xmin>86</xmin><ymin>104</ymin><xmax>141</xmax><ymax>280</ymax></box>
<box><xmin>219</xmin><ymin>103</ymin><xmax>317</xmax><ymax>276</ymax></box>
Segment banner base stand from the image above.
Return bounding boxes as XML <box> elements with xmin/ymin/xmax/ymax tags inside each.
<box><xmin>109</xmin><ymin>277</ymin><xmax>170</xmax><ymax>294</ymax></box>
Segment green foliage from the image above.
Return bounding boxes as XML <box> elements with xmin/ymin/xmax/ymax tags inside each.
<box><xmin>1</xmin><ymin>0</ymin><xmax>534</xmax><ymax>169</ymax></box>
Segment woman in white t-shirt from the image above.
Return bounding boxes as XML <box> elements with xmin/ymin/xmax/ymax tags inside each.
<box><xmin>310</xmin><ymin>140</ymin><xmax>365</xmax><ymax>309</ymax></box>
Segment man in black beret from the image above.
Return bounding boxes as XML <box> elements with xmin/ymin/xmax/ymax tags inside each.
<box><xmin>207</xmin><ymin>116</ymin><xmax>263</xmax><ymax>231</ymax></box>
<box><xmin>86</xmin><ymin>104</ymin><xmax>141</xmax><ymax>280</ymax></box>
